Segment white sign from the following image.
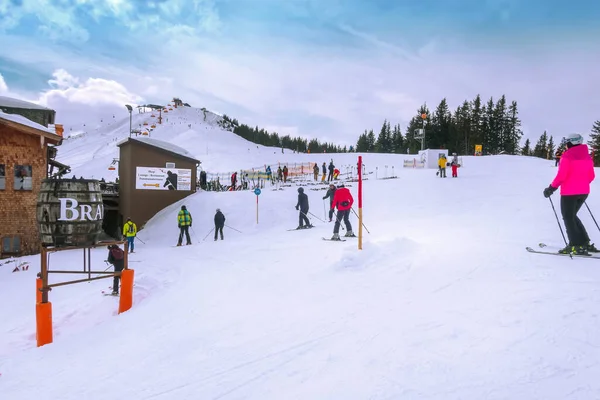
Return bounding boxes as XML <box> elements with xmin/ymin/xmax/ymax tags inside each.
<box><xmin>58</xmin><ymin>198</ymin><xmax>104</xmax><ymax>221</ymax></box>
<box><xmin>136</xmin><ymin>167</ymin><xmax>192</xmax><ymax>191</ymax></box>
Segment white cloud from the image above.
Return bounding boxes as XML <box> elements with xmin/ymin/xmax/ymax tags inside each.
<box><xmin>0</xmin><ymin>73</ymin><xmax>8</xmax><ymax>94</ymax></box>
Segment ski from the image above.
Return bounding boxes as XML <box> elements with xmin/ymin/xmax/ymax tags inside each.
<box><xmin>322</xmin><ymin>237</ymin><xmax>346</xmax><ymax>242</ymax></box>
<box><xmin>525</xmin><ymin>247</ymin><xmax>600</xmax><ymax>259</ymax></box>
<box><xmin>287</xmin><ymin>226</ymin><xmax>314</xmax><ymax>231</ymax></box>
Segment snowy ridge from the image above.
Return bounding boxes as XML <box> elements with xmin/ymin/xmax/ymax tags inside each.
<box><xmin>3</xmin><ymin>117</ymin><xmax>600</xmax><ymax>398</ymax></box>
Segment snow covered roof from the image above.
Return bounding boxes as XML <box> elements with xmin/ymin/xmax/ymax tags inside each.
<box><xmin>117</xmin><ymin>137</ymin><xmax>200</xmax><ymax>162</ymax></box>
<box><xmin>0</xmin><ymin>110</ymin><xmax>58</xmax><ymax>136</ymax></box>
<box><xmin>0</xmin><ymin>96</ymin><xmax>53</xmax><ymax>111</ymax></box>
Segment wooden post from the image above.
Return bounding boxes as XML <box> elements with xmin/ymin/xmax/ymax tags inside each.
<box><xmin>118</xmin><ymin>269</ymin><xmax>135</xmax><ymax>314</ymax></box>
<box><xmin>36</xmin><ymin>278</ymin><xmax>42</xmax><ymax>304</ymax></box>
<box><xmin>358</xmin><ymin>156</ymin><xmax>363</xmax><ymax>250</ymax></box>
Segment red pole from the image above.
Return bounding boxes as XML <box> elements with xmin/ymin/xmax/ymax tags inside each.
<box><xmin>358</xmin><ymin>156</ymin><xmax>363</xmax><ymax>250</ymax></box>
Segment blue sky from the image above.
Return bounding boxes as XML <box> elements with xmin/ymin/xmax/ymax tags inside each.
<box><xmin>1</xmin><ymin>0</ymin><xmax>599</xmax><ymax>146</ymax></box>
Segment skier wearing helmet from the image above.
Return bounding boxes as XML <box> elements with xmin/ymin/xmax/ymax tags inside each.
<box><xmin>543</xmin><ymin>133</ymin><xmax>597</xmax><ymax>255</ymax></box>
<box><xmin>322</xmin><ymin>183</ymin><xmax>337</xmax><ymax>221</ymax></box>
<box><xmin>295</xmin><ymin>187</ymin><xmax>312</xmax><ymax>229</ymax></box>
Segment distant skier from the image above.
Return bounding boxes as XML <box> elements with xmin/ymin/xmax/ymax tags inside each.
<box><xmin>177</xmin><ymin>205</ymin><xmax>193</xmax><ymax>246</ymax></box>
<box><xmin>283</xmin><ymin>166</ymin><xmax>288</xmax><ymax>183</ymax></box>
<box><xmin>323</xmin><ymin>183</ymin><xmax>337</xmax><ymax>222</ymax></box>
<box><xmin>543</xmin><ymin>133</ymin><xmax>597</xmax><ymax>255</ymax></box>
<box><xmin>295</xmin><ymin>187</ymin><xmax>312</xmax><ymax>229</ymax></box>
<box><xmin>333</xmin><ymin>168</ymin><xmax>340</xmax><ymax>180</ymax></box>
<box><xmin>451</xmin><ymin>161</ymin><xmax>459</xmax><ymax>178</ymax></box>
<box><xmin>277</xmin><ymin>166</ymin><xmax>283</xmax><ymax>181</ymax></box>
<box><xmin>231</xmin><ymin>171</ymin><xmax>237</xmax><ymax>191</ymax></box>
<box><xmin>321</xmin><ymin>162</ymin><xmax>327</xmax><ymax>182</ymax></box>
<box><xmin>328</xmin><ymin>161</ymin><xmax>335</xmax><ymax>182</ymax></box>
<box><xmin>106</xmin><ymin>244</ymin><xmax>125</xmax><ymax>296</ymax></box>
<box><xmin>555</xmin><ymin>148</ymin><xmax>563</xmax><ymax>167</ymax></box>
<box><xmin>437</xmin><ymin>155</ymin><xmax>447</xmax><ymax>178</ymax></box>
<box><xmin>122</xmin><ymin>217</ymin><xmax>137</xmax><ymax>253</ymax></box>
<box><xmin>313</xmin><ymin>163</ymin><xmax>319</xmax><ymax>181</ymax></box>
<box><xmin>330</xmin><ymin>183</ymin><xmax>354</xmax><ymax>240</ymax></box>
<box><xmin>214</xmin><ymin>208</ymin><xmax>225</xmax><ymax>241</ymax></box>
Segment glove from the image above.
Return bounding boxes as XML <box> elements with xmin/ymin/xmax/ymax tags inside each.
<box><xmin>543</xmin><ymin>185</ymin><xmax>557</xmax><ymax>198</ymax></box>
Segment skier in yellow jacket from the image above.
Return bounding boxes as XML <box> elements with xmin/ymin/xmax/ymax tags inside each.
<box><xmin>438</xmin><ymin>155</ymin><xmax>447</xmax><ymax>178</ymax></box>
<box><xmin>122</xmin><ymin>217</ymin><xmax>137</xmax><ymax>253</ymax></box>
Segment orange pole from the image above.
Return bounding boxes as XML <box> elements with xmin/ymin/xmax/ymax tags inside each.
<box><xmin>36</xmin><ymin>278</ymin><xmax>42</xmax><ymax>304</ymax></box>
<box><xmin>36</xmin><ymin>302</ymin><xmax>53</xmax><ymax>347</ymax></box>
<box><xmin>118</xmin><ymin>269</ymin><xmax>135</xmax><ymax>314</ymax></box>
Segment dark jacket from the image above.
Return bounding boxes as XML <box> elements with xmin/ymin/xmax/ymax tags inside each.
<box><xmin>107</xmin><ymin>245</ymin><xmax>125</xmax><ymax>269</ymax></box>
<box><xmin>328</xmin><ymin>162</ymin><xmax>334</xmax><ymax>172</ymax></box>
<box><xmin>296</xmin><ymin>193</ymin><xmax>309</xmax><ymax>212</ymax></box>
<box><xmin>214</xmin><ymin>211</ymin><xmax>226</xmax><ymax>227</ymax></box>
<box><xmin>323</xmin><ymin>187</ymin><xmax>336</xmax><ymax>203</ymax></box>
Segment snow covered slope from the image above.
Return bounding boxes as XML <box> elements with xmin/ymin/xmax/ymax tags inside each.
<box><xmin>56</xmin><ymin>105</ymin><xmax>323</xmax><ymax>181</ymax></box>
<box><xmin>3</xmin><ymin>117</ymin><xmax>600</xmax><ymax>399</ymax></box>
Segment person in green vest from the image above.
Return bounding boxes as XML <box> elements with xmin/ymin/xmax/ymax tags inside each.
<box><xmin>122</xmin><ymin>217</ymin><xmax>137</xmax><ymax>253</ymax></box>
<box><xmin>177</xmin><ymin>205</ymin><xmax>193</xmax><ymax>246</ymax></box>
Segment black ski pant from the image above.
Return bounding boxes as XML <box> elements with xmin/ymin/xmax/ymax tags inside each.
<box><xmin>328</xmin><ymin>171</ymin><xmax>333</xmax><ymax>182</ymax></box>
<box><xmin>112</xmin><ymin>260</ymin><xmax>124</xmax><ymax>293</ymax></box>
<box><xmin>214</xmin><ymin>225</ymin><xmax>224</xmax><ymax>240</ymax></box>
<box><xmin>439</xmin><ymin>167</ymin><xmax>446</xmax><ymax>177</ymax></box>
<box><xmin>561</xmin><ymin>194</ymin><xmax>590</xmax><ymax>246</ymax></box>
<box><xmin>328</xmin><ymin>203</ymin><xmax>335</xmax><ymax>221</ymax></box>
<box><xmin>178</xmin><ymin>226</ymin><xmax>191</xmax><ymax>245</ymax></box>
<box><xmin>299</xmin><ymin>210</ymin><xmax>310</xmax><ymax>227</ymax></box>
<box><xmin>334</xmin><ymin>209</ymin><xmax>352</xmax><ymax>234</ymax></box>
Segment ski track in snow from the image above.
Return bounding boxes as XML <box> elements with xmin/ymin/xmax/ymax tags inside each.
<box><xmin>2</xmin><ymin>106</ymin><xmax>600</xmax><ymax>399</ymax></box>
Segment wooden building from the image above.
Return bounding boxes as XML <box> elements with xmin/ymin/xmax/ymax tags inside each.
<box><xmin>0</xmin><ymin>96</ymin><xmax>56</xmax><ymax>127</ymax></box>
<box><xmin>117</xmin><ymin>137</ymin><xmax>200</xmax><ymax>230</ymax></box>
<box><xmin>0</xmin><ymin>112</ymin><xmax>63</xmax><ymax>257</ymax></box>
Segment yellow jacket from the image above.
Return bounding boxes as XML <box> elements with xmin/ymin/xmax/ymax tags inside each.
<box><xmin>438</xmin><ymin>157</ymin><xmax>447</xmax><ymax>168</ymax></box>
<box><xmin>123</xmin><ymin>221</ymin><xmax>137</xmax><ymax>237</ymax></box>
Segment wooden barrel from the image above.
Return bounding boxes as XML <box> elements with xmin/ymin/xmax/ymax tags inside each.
<box><xmin>36</xmin><ymin>179</ymin><xmax>104</xmax><ymax>247</ymax></box>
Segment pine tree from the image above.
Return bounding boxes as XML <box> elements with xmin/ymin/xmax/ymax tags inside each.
<box><xmin>521</xmin><ymin>138</ymin><xmax>531</xmax><ymax>156</ymax></box>
<box><xmin>533</xmin><ymin>131</ymin><xmax>549</xmax><ymax>158</ymax></box>
<box><xmin>375</xmin><ymin>120</ymin><xmax>392</xmax><ymax>153</ymax></box>
<box><xmin>367</xmin><ymin>130</ymin><xmax>376</xmax><ymax>152</ymax></box>
<box><xmin>505</xmin><ymin>101</ymin><xmax>522</xmax><ymax>155</ymax></box>
<box><xmin>588</xmin><ymin>120</ymin><xmax>600</xmax><ymax>166</ymax></box>
<box><xmin>547</xmin><ymin>136</ymin><xmax>555</xmax><ymax>160</ymax></box>
<box><xmin>356</xmin><ymin>131</ymin><xmax>369</xmax><ymax>152</ymax></box>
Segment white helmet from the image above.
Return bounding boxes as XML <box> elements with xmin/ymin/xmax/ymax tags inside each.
<box><xmin>565</xmin><ymin>133</ymin><xmax>584</xmax><ymax>146</ymax></box>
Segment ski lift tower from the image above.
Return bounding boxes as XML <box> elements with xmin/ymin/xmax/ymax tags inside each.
<box><xmin>414</xmin><ymin>113</ymin><xmax>427</xmax><ymax>150</ymax></box>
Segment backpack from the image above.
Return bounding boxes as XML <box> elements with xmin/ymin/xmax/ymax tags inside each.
<box><xmin>110</xmin><ymin>246</ymin><xmax>124</xmax><ymax>261</ymax></box>
<box><xmin>128</xmin><ymin>223</ymin><xmax>134</xmax><ymax>233</ymax></box>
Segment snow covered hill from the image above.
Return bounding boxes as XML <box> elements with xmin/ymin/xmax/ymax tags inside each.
<box><xmin>3</xmin><ymin>109</ymin><xmax>600</xmax><ymax>399</ymax></box>
<box><xmin>56</xmin><ymin>104</ymin><xmax>329</xmax><ymax>181</ymax></box>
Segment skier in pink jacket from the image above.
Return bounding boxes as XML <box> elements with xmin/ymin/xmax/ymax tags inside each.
<box><xmin>543</xmin><ymin>133</ymin><xmax>597</xmax><ymax>255</ymax></box>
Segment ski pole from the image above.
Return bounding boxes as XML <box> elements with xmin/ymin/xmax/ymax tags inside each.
<box><xmin>308</xmin><ymin>211</ymin><xmax>326</xmax><ymax>223</ymax></box>
<box><xmin>323</xmin><ymin>199</ymin><xmax>326</xmax><ymax>219</ymax></box>
<box><xmin>135</xmin><ymin>236</ymin><xmax>146</xmax><ymax>244</ymax></box>
<box><xmin>332</xmin><ymin>211</ymin><xmax>345</xmax><ymax>231</ymax></box>
<box><xmin>351</xmin><ymin>207</ymin><xmax>370</xmax><ymax>234</ymax></box>
<box><xmin>549</xmin><ymin>197</ymin><xmax>570</xmax><ymax>257</ymax></box>
<box><xmin>585</xmin><ymin>202</ymin><xmax>600</xmax><ymax>233</ymax></box>
<box><xmin>225</xmin><ymin>224</ymin><xmax>242</xmax><ymax>233</ymax></box>
<box><xmin>202</xmin><ymin>227</ymin><xmax>214</xmax><ymax>241</ymax></box>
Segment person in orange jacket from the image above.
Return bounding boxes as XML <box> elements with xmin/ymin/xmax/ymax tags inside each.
<box><xmin>330</xmin><ymin>183</ymin><xmax>354</xmax><ymax>240</ymax></box>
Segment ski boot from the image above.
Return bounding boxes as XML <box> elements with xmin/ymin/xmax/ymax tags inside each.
<box><xmin>573</xmin><ymin>245</ymin><xmax>589</xmax><ymax>256</ymax></box>
<box><xmin>586</xmin><ymin>242</ymin><xmax>600</xmax><ymax>253</ymax></box>
<box><xmin>558</xmin><ymin>244</ymin><xmax>573</xmax><ymax>254</ymax></box>
<box><xmin>331</xmin><ymin>233</ymin><xmax>341</xmax><ymax>241</ymax></box>
<box><xmin>344</xmin><ymin>230</ymin><xmax>356</xmax><ymax>238</ymax></box>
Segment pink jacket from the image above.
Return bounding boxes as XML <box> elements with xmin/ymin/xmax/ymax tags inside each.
<box><xmin>551</xmin><ymin>144</ymin><xmax>595</xmax><ymax>195</ymax></box>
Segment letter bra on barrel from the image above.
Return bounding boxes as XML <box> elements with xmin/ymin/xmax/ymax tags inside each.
<box><xmin>37</xmin><ymin>179</ymin><xmax>104</xmax><ymax>247</ymax></box>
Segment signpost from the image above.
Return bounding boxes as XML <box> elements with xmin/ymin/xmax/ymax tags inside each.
<box><xmin>358</xmin><ymin>156</ymin><xmax>363</xmax><ymax>250</ymax></box>
<box><xmin>254</xmin><ymin>188</ymin><xmax>261</xmax><ymax>224</ymax></box>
